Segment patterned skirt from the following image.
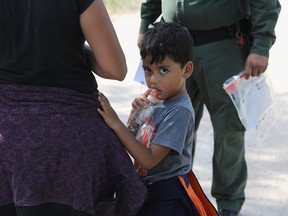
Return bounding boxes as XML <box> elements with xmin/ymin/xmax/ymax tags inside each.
<box><xmin>0</xmin><ymin>84</ymin><xmax>146</xmax><ymax>216</ymax></box>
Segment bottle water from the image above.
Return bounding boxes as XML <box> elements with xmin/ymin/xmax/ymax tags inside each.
<box><xmin>133</xmin><ymin>89</ymin><xmax>159</xmax><ymax>127</ymax></box>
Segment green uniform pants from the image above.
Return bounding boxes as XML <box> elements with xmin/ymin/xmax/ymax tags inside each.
<box><xmin>187</xmin><ymin>38</ymin><xmax>247</xmax><ymax>212</ymax></box>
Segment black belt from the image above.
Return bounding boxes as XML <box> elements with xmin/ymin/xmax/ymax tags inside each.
<box><xmin>189</xmin><ymin>17</ymin><xmax>252</xmax><ymax>46</ymax></box>
<box><xmin>189</xmin><ymin>24</ymin><xmax>237</xmax><ymax>46</ymax></box>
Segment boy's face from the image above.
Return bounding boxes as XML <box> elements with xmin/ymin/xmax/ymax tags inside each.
<box><xmin>142</xmin><ymin>56</ymin><xmax>193</xmax><ymax>101</ymax></box>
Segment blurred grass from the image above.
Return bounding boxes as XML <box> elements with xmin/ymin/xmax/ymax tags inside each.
<box><xmin>104</xmin><ymin>0</ymin><xmax>142</xmax><ymax>14</ymax></box>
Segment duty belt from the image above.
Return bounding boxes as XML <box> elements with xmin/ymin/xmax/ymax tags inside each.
<box><xmin>189</xmin><ymin>24</ymin><xmax>237</xmax><ymax>46</ymax></box>
<box><xmin>189</xmin><ymin>17</ymin><xmax>251</xmax><ymax>46</ymax></box>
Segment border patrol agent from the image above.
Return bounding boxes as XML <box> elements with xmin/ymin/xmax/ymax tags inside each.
<box><xmin>137</xmin><ymin>1</ymin><xmax>281</xmax><ymax>215</ymax></box>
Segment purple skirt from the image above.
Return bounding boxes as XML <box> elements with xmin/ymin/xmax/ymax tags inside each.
<box><xmin>0</xmin><ymin>84</ymin><xmax>147</xmax><ymax>216</ymax></box>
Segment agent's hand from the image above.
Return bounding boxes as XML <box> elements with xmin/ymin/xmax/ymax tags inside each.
<box><xmin>98</xmin><ymin>92</ymin><xmax>121</xmax><ymax>130</ymax></box>
<box><xmin>137</xmin><ymin>34</ymin><xmax>145</xmax><ymax>48</ymax></box>
<box><xmin>244</xmin><ymin>53</ymin><xmax>268</xmax><ymax>79</ymax></box>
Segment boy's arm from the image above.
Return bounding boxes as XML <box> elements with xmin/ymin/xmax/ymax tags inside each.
<box><xmin>97</xmin><ymin>92</ymin><xmax>171</xmax><ymax>170</ymax></box>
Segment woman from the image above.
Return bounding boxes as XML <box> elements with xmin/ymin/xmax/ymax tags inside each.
<box><xmin>0</xmin><ymin>0</ymin><xmax>146</xmax><ymax>215</ymax></box>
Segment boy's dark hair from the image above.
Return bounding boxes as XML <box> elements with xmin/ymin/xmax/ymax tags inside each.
<box><xmin>140</xmin><ymin>22</ymin><xmax>193</xmax><ymax>68</ymax></box>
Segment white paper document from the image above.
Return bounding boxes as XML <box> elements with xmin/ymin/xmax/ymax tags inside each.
<box><xmin>223</xmin><ymin>71</ymin><xmax>280</xmax><ymax>141</ymax></box>
<box><xmin>134</xmin><ymin>60</ymin><xmax>147</xmax><ymax>86</ymax></box>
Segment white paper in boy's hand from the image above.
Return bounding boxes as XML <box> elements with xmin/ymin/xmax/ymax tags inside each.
<box><xmin>223</xmin><ymin>71</ymin><xmax>280</xmax><ymax>141</ymax></box>
<box><xmin>134</xmin><ymin>60</ymin><xmax>147</xmax><ymax>86</ymax></box>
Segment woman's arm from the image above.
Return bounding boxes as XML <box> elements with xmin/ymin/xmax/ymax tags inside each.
<box><xmin>80</xmin><ymin>0</ymin><xmax>127</xmax><ymax>80</ymax></box>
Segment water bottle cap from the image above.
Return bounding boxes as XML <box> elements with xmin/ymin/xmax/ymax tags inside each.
<box><xmin>147</xmin><ymin>90</ymin><xmax>158</xmax><ymax>104</ymax></box>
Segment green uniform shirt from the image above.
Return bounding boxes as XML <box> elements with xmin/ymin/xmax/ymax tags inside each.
<box><xmin>140</xmin><ymin>0</ymin><xmax>281</xmax><ymax>57</ymax></box>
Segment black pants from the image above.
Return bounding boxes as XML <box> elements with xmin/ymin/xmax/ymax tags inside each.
<box><xmin>137</xmin><ymin>178</ymin><xmax>200</xmax><ymax>216</ymax></box>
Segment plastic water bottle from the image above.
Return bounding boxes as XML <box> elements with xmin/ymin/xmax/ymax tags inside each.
<box><xmin>133</xmin><ymin>89</ymin><xmax>159</xmax><ymax>127</ymax></box>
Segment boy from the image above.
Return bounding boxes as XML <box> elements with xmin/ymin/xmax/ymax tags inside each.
<box><xmin>98</xmin><ymin>22</ymin><xmax>199</xmax><ymax>215</ymax></box>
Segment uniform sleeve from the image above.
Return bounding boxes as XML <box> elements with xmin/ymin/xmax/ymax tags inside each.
<box><xmin>249</xmin><ymin>0</ymin><xmax>281</xmax><ymax>57</ymax></box>
<box><xmin>139</xmin><ymin>0</ymin><xmax>162</xmax><ymax>34</ymax></box>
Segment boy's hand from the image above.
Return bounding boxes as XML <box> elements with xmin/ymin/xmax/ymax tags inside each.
<box><xmin>132</xmin><ymin>88</ymin><xmax>153</xmax><ymax>110</ymax></box>
<box><xmin>127</xmin><ymin>88</ymin><xmax>153</xmax><ymax>134</ymax></box>
<box><xmin>97</xmin><ymin>92</ymin><xmax>121</xmax><ymax>130</ymax></box>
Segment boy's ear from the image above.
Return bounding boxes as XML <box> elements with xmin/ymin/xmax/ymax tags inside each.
<box><xmin>183</xmin><ymin>61</ymin><xmax>193</xmax><ymax>79</ymax></box>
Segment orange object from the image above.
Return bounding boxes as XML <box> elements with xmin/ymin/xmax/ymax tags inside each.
<box><xmin>237</xmin><ymin>35</ymin><xmax>245</xmax><ymax>46</ymax></box>
<box><xmin>178</xmin><ymin>170</ymin><xmax>218</xmax><ymax>216</ymax></box>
